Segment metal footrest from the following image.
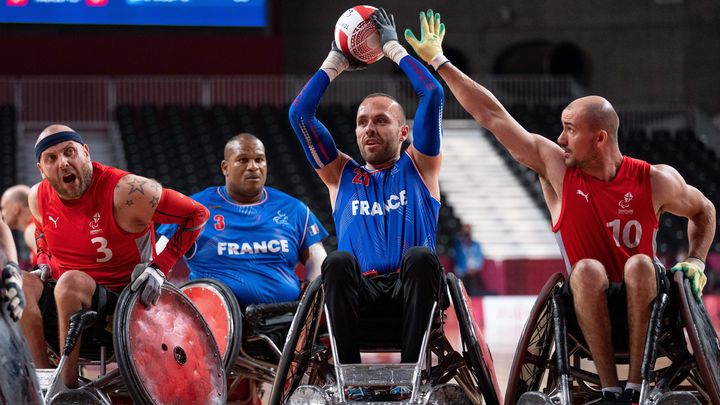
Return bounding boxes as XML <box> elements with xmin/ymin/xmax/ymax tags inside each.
<box><xmin>339</xmin><ymin>363</ymin><xmax>417</xmax><ymax>386</ymax></box>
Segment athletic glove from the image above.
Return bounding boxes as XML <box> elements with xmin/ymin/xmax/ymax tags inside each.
<box><xmin>1</xmin><ymin>261</ymin><xmax>26</xmax><ymax>321</ymax></box>
<box><xmin>671</xmin><ymin>257</ymin><xmax>706</xmax><ymax>304</ymax></box>
<box><xmin>371</xmin><ymin>8</ymin><xmax>408</xmax><ymax>64</ymax></box>
<box><xmin>30</xmin><ymin>263</ymin><xmax>52</xmax><ymax>283</ymax></box>
<box><xmin>130</xmin><ymin>263</ymin><xmax>165</xmax><ymax>306</ymax></box>
<box><xmin>404</xmin><ymin>10</ymin><xmax>448</xmax><ymax>70</ymax></box>
<box><xmin>371</xmin><ymin>8</ymin><xmax>398</xmax><ymax>46</ymax></box>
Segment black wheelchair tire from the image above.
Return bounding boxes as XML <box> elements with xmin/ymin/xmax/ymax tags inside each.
<box><xmin>447</xmin><ymin>272</ymin><xmax>501</xmax><ymax>405</ymax></box>
<box><xmin>674</xmin><ymin>272</ymin><xmax>720</xmax><ymax>404</ymax></box>
<box><xmin>269</xmin><ymin>277</ymin><xmax>324</xmax><ymax>405</ymax></box>
<box><xmin>505</xmin><ymin>273</ymin><xmax>564</xmax><ymax>405</ymax></box>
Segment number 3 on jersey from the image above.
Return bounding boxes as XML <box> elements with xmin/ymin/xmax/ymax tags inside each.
<box><xmin>606</xmin><ymin>219</ymin><xmax>642</xmax><ymax>249</ymax></box>
<box><xmin>91</xmin><ymin>237</ymin><xmax>113</xmax><ymax>263</ymax></box>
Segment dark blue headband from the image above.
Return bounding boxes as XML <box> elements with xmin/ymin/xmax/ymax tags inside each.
<box><xmin>34</xmin><ymin>131</ymin><xmax>85</xmax><ymax>162</ymax></box>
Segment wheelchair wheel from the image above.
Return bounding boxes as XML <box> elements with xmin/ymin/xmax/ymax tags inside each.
<box><xmin>269</xmin><ymin>277</ymin><xmax>324</xmax><ymax>405</ymax></box>
<box><xmin>505</xmin><ymin>273</ymin><xmax>564</xmax><ymax>405</ymax></box>
<box><xmin>0</xmin><ymin>308</ymin><xmax>42</xmax><ymax>405</ymax></box>
<box><xmin>114</xmin><ymin>282</ymin><xmax>226</xmax><ymax>405</ymax></box>
<box><xmin>180</xmin><ymin>278</ymin><xmax>243</xmax><ymax>374</ymax></box>
<box><xmin>674</xmin><ymin>271</ymin><xmax>720</xmax><ymax>403</ymax></box>
<box><xmin>447</xmin><ymin>272</ymin><xmax>502</xmax><ymax>405</ymax></box>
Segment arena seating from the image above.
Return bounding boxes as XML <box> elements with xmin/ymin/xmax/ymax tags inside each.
<box><xmin>0</xmin><ymin>105</ymin><xmax>16</xmax><ymax>193</ymax></box>
<box><xmin>115</xmin><ymin>104</ymin><xmax>462</xmax><ymax>254</ymax></box>
<box><xmin>487</xmin><ymin>102</ymin><xmax>720</xmax><ymax>258</ymax></box>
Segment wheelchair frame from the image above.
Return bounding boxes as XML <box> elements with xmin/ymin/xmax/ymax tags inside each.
<box><xmin>505</xmin><ymin>272</ymin><xmax>720</xmax><ymax>405</ymax></box>
<box><xmin>269</xmin><ymin>274</ymin><xmax>502</xmax><ymax>405</ymax></box>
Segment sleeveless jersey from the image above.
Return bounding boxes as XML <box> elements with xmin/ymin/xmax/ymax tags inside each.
<box><xmin>156</xmin><ymin>186</ymin><xmax>328</xmax><ymax>308</ymax></box>
<box><xmin>553</xmin><ymin>156</ymin><xmax>658</xmax><ymax>282</ymax></box>
<box><xmin>37</xmin><ymin>162</ymin><xmax>154</xmax><ymax>291</ymax></box>
<box><xmin>333</xmin><ymin>152</ymin><xmax>441</xmax><ymax>275</ymax></box>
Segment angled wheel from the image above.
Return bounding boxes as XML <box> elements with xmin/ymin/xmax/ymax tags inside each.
<box><xmin>674</xmin><ymin>271</ymin><xmax>720</xmax><ymax>403</ymax></box>
<box><xmin>447</xmin><ymin>272</ymin><xmax>502</xmax><ymax>405</ymax></box>
<box><xmin>180</xmin><ymin>278</ymin><xmax>243</xmax><ymax>374</ymax></box>
<box><xmin>269</xmin><ymin>277</ymin><xmax>325</xmax><ymax>405</ymax></box>
<box><xmin>0</xmin><ymin>308</ymin><xmax>42</xmax><ymax>404</ymax></box>
<box><xmin>505</xmin><ymin>273</ymin><xmax>564</xmax><ymax>405</ymax></box>
<box><xmin>114</xmin><ymin>283</ymin><xmax>226</xmax><ymax>405</ymax></box>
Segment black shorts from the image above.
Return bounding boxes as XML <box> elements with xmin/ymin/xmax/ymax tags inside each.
<box><xmin>39</xmin><ymin>281</ymin><xmax>119</xmax><ymax>357</ymax></box>
<box><xmin>561</xmin><ymin>261</ymin><xmax>670</xmax><ymax>353</ymax></box>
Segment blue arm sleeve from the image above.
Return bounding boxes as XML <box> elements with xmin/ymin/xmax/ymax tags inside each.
<box><xmin>399</xmin><ymin>55</ymin><xmax>444</xmax><ymax>156</ymax></box>
<box><xmin>288</xmin><ymin>70</ymin><xmax>340</xmax><ymax>169</ymax></box>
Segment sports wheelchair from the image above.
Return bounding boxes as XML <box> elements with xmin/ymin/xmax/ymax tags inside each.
<box><xmin>268</xmin><ymin>273</ymin><xmax>502</xmax><ymax>405</ymax></box>
<box><xmin>506</xmin><ymin>271</ymin><xmax>720</xmax><ymax>405</ymax></box>
<box><xmin>0</xmin><ymin>303</ymin><xmax>43</xmax><ymax>404</ymax></box>
<box><xmin>180</xmin><ymin>278</ymin><xmax>300</xmax><ymax>404</ymax></box>
<box><xmin>40</xmin><ymin>282</ymin><xmax>227</xmax><ymax>405</ymax></box>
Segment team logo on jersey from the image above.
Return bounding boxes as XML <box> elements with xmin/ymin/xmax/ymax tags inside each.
<box><xmin>89</xmin><ymin>212</ymin><xmax>104</xmax><ymax>235</ymax></box>
<box><xmin>576</xmin><ymin>189</ymin><xmax>589</xmax><ymax>202</ymax></box>
<box><xmin>89</xmin><ymin>212</ymin><xmax>100</xmax><ymax>229</ymax></box>
<box><xmin>618</xmin><ymin>192</ymin><xmax>634</xmax><ymax>215</ymax></box>
<box><xmin>273</xmin><ymin>210</ymin><xmax>289</xmax><ymax>225</ymax></box>
<box><xmin>48</xmin><ymin>216</ymin><xmax>59</xmax><ymax>228</ymax></box>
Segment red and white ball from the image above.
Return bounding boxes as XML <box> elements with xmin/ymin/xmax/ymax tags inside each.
<box><xmin>334</xmin><ymin>5</ymin><xmax>383</xmax><ymax>64</ymax></box>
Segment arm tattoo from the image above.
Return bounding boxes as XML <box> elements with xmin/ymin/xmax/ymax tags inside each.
<box><xmin>150</xmin><ymin>196</ymin><xmax>160</xmax><ymax>208</ymax></box>
<box><xmin>125</xmin><ymin>199</ymin><xmax>134</xmax><ymax>207</ymax></box>
<box><xmin>126</xmin><ymin>176</ymin><xmax>147</xmax><ymax>195</ymax></box>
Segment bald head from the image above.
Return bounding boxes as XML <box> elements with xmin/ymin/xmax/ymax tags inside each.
<box><xmin>224</xmin><ymin>133</ymin><xmax>263</xmax><ymax>159</ymax></box>
<box><xmin>36</xmin><ymin>124</ymin><xmax>76</xmax><ymax>146</ymax></box>
<box><xmin>567</xmin><ymin>96</ymin><xmax>619</xmax><ymax>139</ymax></box>
<box><xmin>1</xmin><ymin>185</ymin><xmax>30</xmax><ymax>207</ymax></box>
<box><xmin>361</xmin><ymin>93</ymin><xmax>407</xmax><ymax>125</ymax></box>
<box><xmin>1</xmin><ymin>184</ymin><xmax>31</xmax><ymax>230</ymax></box>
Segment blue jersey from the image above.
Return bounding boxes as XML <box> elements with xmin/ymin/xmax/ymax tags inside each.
<box><xmin>334</xmin><ymin>152</ymin><xmax>441</xmax><ymax>275</ymax></box>
<box><xmin>156</xmin><ymin>186</ymin><xmax>328</xmax><ymax>308</ymax></box>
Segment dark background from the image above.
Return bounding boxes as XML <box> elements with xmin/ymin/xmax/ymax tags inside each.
<box><xmin>0</xmin><ymin>0</ymin><xmax>718</xmax><ymax>115</ymax></box>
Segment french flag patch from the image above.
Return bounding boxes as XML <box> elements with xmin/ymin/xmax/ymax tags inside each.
<box><xmin>309</xmin><ymin>224</ymin><xmax>319</xmax><ymax>236</ymax></box>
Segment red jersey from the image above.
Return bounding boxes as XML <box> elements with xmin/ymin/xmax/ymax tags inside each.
<box><xmin>37</xmin><ymin>162</ymin><xmax>155</xmax><ymax>291</ymax></box>
<box><xmin>552</xmin><ymin>156</ymin><xmax>658</xmax><ymax>283</ymax></box>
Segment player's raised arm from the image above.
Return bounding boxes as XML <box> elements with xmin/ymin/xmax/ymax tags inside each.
<box><xmin>405</xmin><ymin>10</ymin><xmax>564</xmax><ymax>180</ymax></box>
<box><xmin>372</xmin><ymin>8</ymin><xmax>444</xmax><ymax>199</ymax></box>
<box><xmin>288</xmin><ymin>44</ymin><xmax>362</xmax><ymax>189</ymax></box>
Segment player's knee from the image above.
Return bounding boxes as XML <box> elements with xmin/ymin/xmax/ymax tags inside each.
<box><xmin>54</xmin><ymin>271</ymin><xmax>95</xmax><ymax>303</ymax></box>
<box><xmin>402</xmin><ymin>247</ymin><xmax>440</xmax><ymax>273</ymax></box>
<box><xmin>21</xmin><ymin>272</ymin><xmax>45</xmax><ymax>303</ymax></box>
<box><xmin>623</xmin><ymin>254</ymin><xmax>655</xmax><ymax>291</ymax></box>
<box><xmin>322</xmin><ymin>251</ymin><xmax>359</xmax><ymax>283</ymax></box>
<box><xmin>570</xmin><ymin>259</ymin><xmax>608</xmax><ymax>294</ymax></box>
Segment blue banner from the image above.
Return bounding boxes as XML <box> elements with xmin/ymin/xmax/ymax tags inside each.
<box><xmin>1</xmin><ymin>0</ymin><xmax>266</xmax><ymax>27</ymax></box>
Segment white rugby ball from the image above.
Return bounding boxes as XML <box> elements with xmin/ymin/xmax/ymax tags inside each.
<box><xmin>334</xmin><ymin>5</ymin><xmax>383</xmax><ymax>64</ymax></box>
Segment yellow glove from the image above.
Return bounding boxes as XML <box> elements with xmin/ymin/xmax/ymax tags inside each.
<box><xmin>671</xmin><ymin>257</ymin><xmax>707</xmax><ymax>304</ymax></box>
<box><xmin>404</xmin><ymin>10</ymin><xmax>446</xmax><ymax>69</ymax></box>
